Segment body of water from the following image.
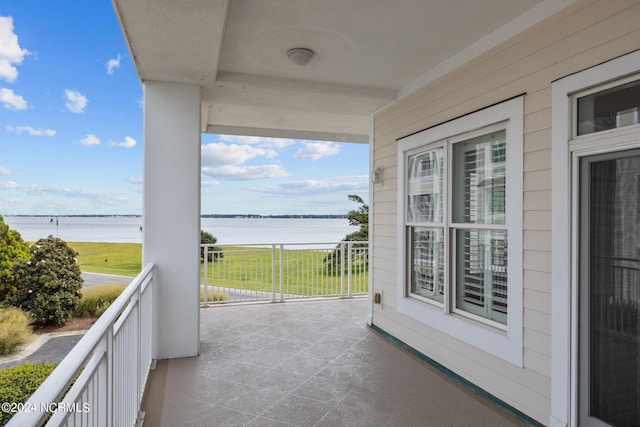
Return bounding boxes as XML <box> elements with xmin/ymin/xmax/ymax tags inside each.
<box><xmin>4</xmin><ymin>216</ymin><xmax>358</xmax><ymax>245</ymax></box>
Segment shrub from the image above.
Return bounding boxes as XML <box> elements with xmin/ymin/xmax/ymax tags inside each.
<box><xmin>201</xmin><ymin>230</ymin><xmax>223</xmax><ymax>262</ymax></box>
<box><xmin>0</xmin><ymin>215</ymin><xmax>30</xmax><ymax>301</ymax></box>
<box><xmin>200</xmin><ymin>289</ymin><xmax>228</xmax><ymax>303</ymax></box>
<box><xmin>0</xmin><ymin>307</ymin><xmax>34</xmax><ymax>355</ymax></box>
<box><xmin>73</xmin><ymin>284</ymin><xmax>126</xmax><ymax>318</ymax></box>
<box><xmin>7</xmin><ymin>237</ymin><xmax>83</xmax><ymax>326</ymax></box>
<box><xmin>0</xmin><ymin>362</ymin><xmax>57</xmax><ymax>425</ymax></box>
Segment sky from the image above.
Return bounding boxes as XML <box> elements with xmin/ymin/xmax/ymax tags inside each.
<box><xmin>0</xmin><ymin>1</ymin><xmax>370</xmax><ymax>216</ymax></box>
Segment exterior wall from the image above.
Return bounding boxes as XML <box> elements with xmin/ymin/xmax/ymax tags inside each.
<box><xmin>370</xmin><ymin>0</ymin><xmax>640</xmax><ymax>424</ymax></box>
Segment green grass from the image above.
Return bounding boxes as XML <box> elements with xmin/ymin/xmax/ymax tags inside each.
<box><xmin>69</xmin><ymin>242</ymin><xmax>142</xmax><ymax>277</ymax></box>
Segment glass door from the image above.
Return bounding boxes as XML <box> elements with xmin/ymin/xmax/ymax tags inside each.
<box><xmin>579</xmin><ymin>150</ymin><xmax>640</xmax><ymax>427</ymax></box>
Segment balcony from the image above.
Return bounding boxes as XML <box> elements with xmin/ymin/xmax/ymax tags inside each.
<box><xmin>6</xmin><ymin>242</ymin><xmax>526</xmax><ymax>426</ymax></box>
<box><xmin>142</xmin><ymin>298</ymin><xmax>525</xmax><ymax>427</ymax></box>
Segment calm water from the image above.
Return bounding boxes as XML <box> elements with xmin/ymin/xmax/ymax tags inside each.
<box><xmin>4</xmin><ymin>216</ymin><xmax>357</xmax><ymax>245</ymax></box>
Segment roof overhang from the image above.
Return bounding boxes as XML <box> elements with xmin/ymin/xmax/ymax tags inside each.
<box><xmin>112</xmin><ymin>0</ymin><xmax>576</xmax><ymax>143</ymax></box>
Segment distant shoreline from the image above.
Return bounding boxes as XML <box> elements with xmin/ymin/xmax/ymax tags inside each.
<box><xmin>6</xmin><ymin>214</ymin><xmax>348</xmax><ymax>219</ymax></box>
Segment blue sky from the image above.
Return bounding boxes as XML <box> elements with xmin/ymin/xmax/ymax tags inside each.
<box><xmin>0</xmin><ymin>1</ymin><xmax>369</xmax><ymax>216</ymax></box>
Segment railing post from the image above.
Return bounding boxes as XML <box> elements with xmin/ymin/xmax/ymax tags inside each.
<box><xmin>279</xmin><ymin>244</ymin><xmax>285</xmax><ymax>302</ymax></box>
<box><xmin>271</xmin><ymin>244</ymin><xmax>277</xmax><ymax>302</ymax></box>
<box><xmin>347</xmin><ymin>242</ymin><xmax>353</xmax><ymax>298</ymax></box>
<box><xmin>340</xmin><ymin>242</ymin><xmax>345</xmax><ymax>297</ymax></box>
<box><xmin>202</xmin><ymin>246</ymin><xmax>209</xmax><ymax>307</ymax></box>
<box><xmin>136</xmin><ymin>283</ymin><xmax>142</xmax><ymax>418</ymax></box>
<box><xmin>106</xmin><ymin>327</ymin><xmax>114</xmax><ymax>427</ymax></box>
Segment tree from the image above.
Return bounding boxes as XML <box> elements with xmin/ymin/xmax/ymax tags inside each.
<box><xmin>344</xmin><ymin>194</ymin><xmax>368</xmax><ymax>242</ymax></box>
<box><xmin>324</xmin><ymin>194</ymin><xmax>369</xmax><ymax>273</ymax></box>
<box><xmin>7</xmin><ymin>237</ymin><xmax>83</xmax><ymax>326</ymax></box>
<box><xmin>0</xmin><ymin>215</ymin><xmax>30</xmax><ymax>301</ymax></box>
<box><xmin>201</xmin><ymin>230</ymin><xmax>223</xmax><ymax>262</ymax></box>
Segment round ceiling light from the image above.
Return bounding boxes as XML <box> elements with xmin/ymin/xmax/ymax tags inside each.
<box><xmin>287</xmin><ymin>48</ymin><xmax>315</xmax><ymax>66</ymax></box>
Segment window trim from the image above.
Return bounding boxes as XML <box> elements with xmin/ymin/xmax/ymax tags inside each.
<box><xmin>397</xmin><ymin>96</ymin><xmax>524</xmax><ymax>367</ymax></box>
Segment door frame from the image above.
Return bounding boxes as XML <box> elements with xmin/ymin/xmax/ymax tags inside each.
<box><xmin>551</xmin><ymin>49</ymin><xmax>640</xmax><ymax>427</ymax></box>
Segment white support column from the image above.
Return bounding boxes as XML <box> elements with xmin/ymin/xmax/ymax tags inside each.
<box><xmin>367</xmin><ymin>114</ymin><xmax>374</xmax><ymax>325</ymax></box>
<box><xmin>143</xmin><ymin>81</ymin><xmax>201</xmax><ymax>359</ymax></box>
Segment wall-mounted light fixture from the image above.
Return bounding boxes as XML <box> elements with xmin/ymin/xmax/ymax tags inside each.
<box><xmin>372</xmin><ymin>166</ymin><xmax>384</xmax><ymax>185</ymax></box>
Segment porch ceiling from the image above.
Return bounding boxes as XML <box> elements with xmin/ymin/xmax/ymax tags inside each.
<box><xmin>112</xmin><ymin>0</ymin><xmax>570</xmax><ymax>143</ymax></box>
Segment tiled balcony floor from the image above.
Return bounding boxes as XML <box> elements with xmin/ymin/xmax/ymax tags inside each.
<box><xmin>141</xmin><ymin>298</ymin><xmax>526</xmax><ymax>426</ymax></box>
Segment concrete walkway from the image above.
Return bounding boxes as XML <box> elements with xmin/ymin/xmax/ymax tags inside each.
<box><xmin>0</xmin><ymin>331</ymin><xmax>86</xmax><ymax>370</ymax></box>
<box><xmin>81</xmin><ymin>272</ymin><xmax>133</xmax><ymax>287</ymax></box>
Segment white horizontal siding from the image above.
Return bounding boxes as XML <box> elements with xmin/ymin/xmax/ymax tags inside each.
<box><xmin>370</xmin><ymin>0</ymin><xmax>640</xmax><ymax>424</ymax></box>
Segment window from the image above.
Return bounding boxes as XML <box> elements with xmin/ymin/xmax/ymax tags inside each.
<box><xmin>407</xmin><ymin>147</ymin><xmax>444</xmax><ymax>302</ymax></box>
<box><xmin>397</xmin><ymin>96</ymin><xmax>523</xmax><ymax>366</ymax></box>
<box><xmin>452</xmin><ymin>130</ymin><xmax>507</xmax><ymax>324</ymax></box>
<box><xmin>576</xmin><ymin>77</ymin><xmax>640</xmax><ymax>136</ymax></box>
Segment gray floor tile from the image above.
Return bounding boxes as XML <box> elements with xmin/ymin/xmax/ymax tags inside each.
<box><xmin>261</xmin><ymin>395</ymin><xmax>337</xmax><ymax>426</ymax></box>
<box><xmin>142</xmin><ymin>298</ymin><xmax>526</xmax><ymax>427</ymax></box>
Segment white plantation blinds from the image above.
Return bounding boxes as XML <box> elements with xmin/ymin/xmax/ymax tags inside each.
<box><xmin>407</xmin><ymin>148</ymin><xmax>444</xmax><ymax>302</ymax></box>
<box><xmin>453</xmin><ymin>131</ymin><xmax>508</xmax><ymax>324</ymax></box>
<box><xmin>453</xmin><ymin>133</ymin><xmax>506</xmax><ymax>224</ymax></box>
<box><xmin>410</xmin><ymin>228</ymin><xmax>444</xmax><ymax>302</ymax></box>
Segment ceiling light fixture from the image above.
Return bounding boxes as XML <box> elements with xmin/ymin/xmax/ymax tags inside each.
<box><xmin>287</xmin><ymin>48</ymin><xmax>314</xmax><ymax>66</ymax></box>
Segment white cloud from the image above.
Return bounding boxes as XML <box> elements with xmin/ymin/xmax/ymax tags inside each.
<box><xmin>7</xmin><ymin>125</ymin><xmax>55</xmax><ymax>136</ymax></box>
<box><xmin>0</xmin><ymin>16</ymin><xmax>29</xmax><ymax>83</ymax></box>
<box><xmin>14</xmin><ymin>182</ymin><xmax>127</xmax><ymax>203</ymax></box>
<box><xmin>106</xmin><ymin>54</ymin><xmax>121</xmax><ymax>75</ymax></box>
<box><xmin>216</xmin><ymin>135</ymin><xmax>293</xmax><ymax>157</ymax></box>
<box><xmin>201</xmin><ymin>143</ymin><xmax>274</xmax><ymax>166</ymax></box>
<box><xmin>0</xmin><ymin>196</ymin><xmax>20</xmax><ymax>204</ymax></box>
<box><xmin>111</xmin><ymin>136</ymin><xmax>136</xmax><ymax>148</ymax></box>
<box><xmin>0</xmin><ymin>167</ymin><xmax>12</xmax><ymax>175</ymax></box>
<box><xmin>79</xmin><ymin>134</ymin><xmax>100</xmax><ymax>146</ymax></box>
<box><xmin>269</xmin><ymin>179</ymin><xmax>369</xmax><ymax>195</ymax></box>
<box><xmin>0</xmin><ymin>88</ymin><xmax>27</xmax><ymax>110</ymax></box>
<box><xmin>294</xmin><ymin>141</ymin><xmax>341</xmax><ymax>160</ymax></box>
<box><xmin>201</xmin><ymin>164</ymin><xmax>290</xmax><ymax>180</ymax></box>
<box><xmin>127</xmin><ymin>177</ymin><xmax>142</xmax><ymax>184</ymax></box>
<box><xmin>0</xmin><ymin>181</ymin><xmax>20</xmax><ymax>189</ymax></box>
<box><xmin>201</xmin><ymin>181</ymin><xmax>220</xmax><ymax>187</ymax></box>
<box><xmin>64</xmin><ymin>89</ymin><xmax>88</xmax><ymax>113</ymax></box>
<box><xmin>200</xmin><ymin>140</ymin><xmax>293</xmax><ymax>180</ymax></box>
<box><xmin>218</xmin><ymin>135</ymin><xmax>295</xmax><ymax>150</ymax></box>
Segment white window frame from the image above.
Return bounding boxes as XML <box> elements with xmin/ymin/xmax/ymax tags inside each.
<box><xmin>551</xmin><ymin>49</ymin><xmax>640</xmax><ymax>427</ymax></box>
<box><xmin>397</xmin><ymin>96</ymin><xmax>524</xmax><ymax>367</ymax></box>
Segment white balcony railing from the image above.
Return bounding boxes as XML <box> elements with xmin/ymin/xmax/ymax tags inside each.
<box><xmin>7</xmin><ymin>264</ymin><xmax>154</xmax><ymax>427</ymax></box>
<box><xmin>201</xmin><ymin>241</ymin><xmax>368</xmax><ymax>304</ymax></box>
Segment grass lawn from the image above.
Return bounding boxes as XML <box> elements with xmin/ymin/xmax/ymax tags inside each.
<box><xmin>66</xmin><ymin>242</ymin><xmax>368</xmax><ymax>296</ymax></box>
<box><xmin>69</xmin><ymin>242</ymin><xmax>142</xmax><ymax>277</ymax></box>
